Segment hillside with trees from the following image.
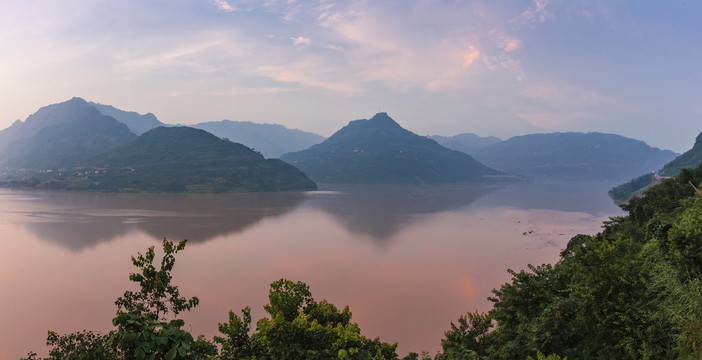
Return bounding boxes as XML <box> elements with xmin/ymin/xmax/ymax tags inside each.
<box><xmin>280</xmin><ymin>113</ymin><xmax>504</xmax><ymax>184</ymax></box>
<box><xmin>610</xmin><ymin>130</ymin><xmax>702</xmax><ymax>203</ymax></box>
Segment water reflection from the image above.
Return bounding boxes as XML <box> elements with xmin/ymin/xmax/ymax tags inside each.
<box><xmin>302</xmin><ymin>184</ymin><xmax>498</xmax><ymax>243</ymax></box>
<box><xmin>470</xmin><ymin>179</ymin><xmax>623</xmax><ymax>215</ymax></box>
<box><xmin>1</xmin><ymin>191</ymin><xmax>307</xmax><ymax>251</ymax></box>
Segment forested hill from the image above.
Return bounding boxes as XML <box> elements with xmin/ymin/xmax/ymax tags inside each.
<box><xmin>74</xmin><ymin>127</ymin><xmax>318</xmax><ymax>192</ymax></box>
<box><xmin>661</xmin><ymin>131</ymin><xmax>702</xmax><ymax>176</ymax></box>
<box><xmin>610</xmin><ymin>130</ymin><xmax>702</xmax><ymax>203</ymax></box>
<box><xmin>470</xmin><ymin>132</ymin><xmax>677</xmax><ymax>181</ymax></box>
<box><xmin>280</xmin><ymin>113</ymin><xmax>504</xmax><ymax>184</ymax></box>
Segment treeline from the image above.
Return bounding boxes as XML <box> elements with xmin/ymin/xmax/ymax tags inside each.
<box><xmin>25</xmin><ymin>164</ymin><xmax>702</xmax><ymax>359</ymax></box>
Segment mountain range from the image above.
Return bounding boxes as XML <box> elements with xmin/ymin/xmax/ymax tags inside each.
<box><xmin>0</xmin><ymin>98</ymin><xmax>316</xmax><ymax>192</ymax></box>
<box><xmin>191</xmin><ymin>120</ymin><xmax>324</xmax><ymax>158</ymax></box>
<box><xmin>428</xmin><ymin>133</ymin><xmax>502</xmax><ymax>154</ymax></box>
<box><xmin>0</xmin><ymin>97</ymin><xmax>684</xmax><ymax>191</ymax></box>
<box><xmin>467</xmin><ymin>132</ymin><xmax>678</xmax><ymax>181</ymax></box>
<box><xmin>280</xmin><ymin>113</ymin><xmax>504</xmax><ymax>184</ymax></box>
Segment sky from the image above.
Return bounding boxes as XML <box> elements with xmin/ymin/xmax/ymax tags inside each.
<box><xmin>0</xmin><ymin>0</ymin><xmax>700</xmax><ymax>153</ymax></box>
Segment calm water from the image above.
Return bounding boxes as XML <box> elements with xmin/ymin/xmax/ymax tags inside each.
<box><xmin>0</xmin><ymin>181</ymin><xmax>623</xmax><ymax>358</ymax></box>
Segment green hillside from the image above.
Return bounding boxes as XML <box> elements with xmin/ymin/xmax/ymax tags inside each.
<box><xmin>610</xmin><ymin>130</ymin><xmax>702</xmax><ymax>203</ymax></box>
<box><xmin>280</xmin><ymin>113</ymin><xmax>503</xmax><ymax>184</ymax></box>
<box><xmin>87</xmin><ymin>126</ymin><xmax>317</xmax><ymax>192</ymax></box>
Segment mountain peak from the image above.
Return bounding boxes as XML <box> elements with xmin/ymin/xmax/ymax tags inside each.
<box><xmin>368</xmin><ymin>112</ymin><xmax>401</xmax><ymax>127</ymax></box>
<box><xmin>68</xmin><ymin>97</ymin><xmax>87</xmax><ymax>104</ymax></box>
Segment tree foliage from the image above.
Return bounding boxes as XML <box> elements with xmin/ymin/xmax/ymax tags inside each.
<box><xmin>437</xmin><ymin>162</ymin><xmax>702</xmax><ymax>359</ymax></box>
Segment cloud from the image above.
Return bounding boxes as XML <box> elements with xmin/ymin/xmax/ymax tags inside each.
<box><xmin>214</xmin><ymin>0</ymin><xmax>236</xmax><ymax>12</ymax></box>
<box><xmin>521</xmin><ymin>80</ymin><xmax>617</xmax><ymax>109</ymax></box>
<box><xmin>519</xmin><ymin>0</ymin><xmax>551</xmax><ymax>24</ymax></box>
<box><xmin>257</xmin><ymin>64</ymin><xmax>362</xmax><ymax>95</ymax></box>
<box><xmin>462</xmin><ymin>46</ymin><xmax>481</xmax><ymax>68</ymax></box>
<box><xmin>291</xmin><ymin>36</ymin><xmax>312</xmax><ymax>47</ymax></box>
<box><xmin>209</xmin><ymin>86</ymin><xmax>291</xmax><ymax>96</ymax></box>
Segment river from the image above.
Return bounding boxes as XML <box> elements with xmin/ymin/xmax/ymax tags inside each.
<box><xmin>0</xmin><ymin>180</ymin><xmax>623</xmax><ymax>358</ymax></box>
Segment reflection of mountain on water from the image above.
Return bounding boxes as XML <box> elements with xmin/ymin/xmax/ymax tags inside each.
<box><xmin>303</xmin><ymin>184</ymin><xmax>497</xmax><ymax>243</ymax></box>
<box><xmin>17</xmin><ymin>191</ymin><xmax>307</xmax><ymax>252</ymax></box>
<box><xmin>468</xmin><ymin>180</ymin><xmax>624</xmax><ymax>216</ymax></box>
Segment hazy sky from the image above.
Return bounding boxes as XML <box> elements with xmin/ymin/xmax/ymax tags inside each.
<box><xmin>0</xmin><ymin>0</ymin><xmax>700</xmax><ymax>152</ymax></box>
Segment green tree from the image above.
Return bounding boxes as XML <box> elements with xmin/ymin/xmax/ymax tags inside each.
<box><xmin>111</xmin><ymin>238</ymin><xmax>213</xmax><ymax>360</ymax></box>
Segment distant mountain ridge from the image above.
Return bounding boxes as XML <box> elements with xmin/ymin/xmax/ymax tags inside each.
<box><xmin>428</xmin><ymin>133</ymin><xmax>502</xmax><ymax>154</ymax></box>
<box><xmin>469</xmin><ymin>132</ymin><xmax>678</xmax><ymax>181</ymax></box>
<box><xmin>280</xmin><ymin>113</ymin><xmax>503</xmax><ymax>184</ymax></box>
<box><xmin>89</xmin><ymin>101</ymin><xmax>165</xmax><ymax>135</ymax></box>
<box><xmin>192</xmin><ymin>120</ymin><xmax>324</xmax><ymax>158</ymax></box>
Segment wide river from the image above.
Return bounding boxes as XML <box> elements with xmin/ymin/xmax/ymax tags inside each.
<box><xmin>0</xmin><ymin>180</ymin><xmax>623</xmax><ymax>358</ymax></box>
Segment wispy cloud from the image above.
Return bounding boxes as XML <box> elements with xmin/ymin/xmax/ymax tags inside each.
<box><xmin>291</xmin><ymin>36</ymin><xmax>312</xmax><ymax>47</ymax></box>
<box><xmin>463</xmin><ymin>46</ymin><xmax>481</xmax><ymax>68</ymax></box>
<box><xmin>214</xmin><ymin>0</ymin><xmax>236</xmax><ymax>12</ymax></box>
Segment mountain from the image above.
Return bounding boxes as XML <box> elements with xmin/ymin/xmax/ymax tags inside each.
<box><xmin>89</xmin><ymin>101</ymin><xmax>165</xmax><ymax>135</ymax></box>
<box><xmin>428</xmin><ymin>133</ymin><xmax>502</xmax><ymax>154</ymax></box>
<box><xmin>469</xmin><ymin>132</ymin><xmax>678</xmax><ymax>181</ymax></box>
<box><xmin>279</xmin><ymin>113</ymin><xmax>503</xmax><ymax>184</ymax></box>
<box><xmin>191</xmin><ymin>120</ymin><xmax>325</xmax><ymax>158</ymax></box>
<box><xmin>609</xmin><ymin>130</ymin><xmax>702</xmax><ymax>202</ymax></box>
<box><xmin>660</xmin><ymin>131</ymin><xmax>702</xmax><ymax>177</ymax></box>
<box><xmin>35</xmin><ymin>126</ymin><xmax>316</xmax><ymax>192</ymax></box>
<box><xmin>0</xmin><ymin>98</ymin><xmax>317</xmax><ymax>193</ymax></box>
<box><xmin>97</xmin><ymin>126</ymin><xmax>317</xmax><ymax>192</ymax></box>
<box><xmin>0</xmin><ymin>97</ymin><xmax>136</xmax><ymax>169</ymax></box>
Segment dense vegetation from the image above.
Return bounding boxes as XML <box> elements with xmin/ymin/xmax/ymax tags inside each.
<box><xmin>607</xmin><ymin>172</ymin><xmax>657</xmax><ymax>204</ymax></box>
<box><xmin>470</xmin><ymin>132</ymin><xmax>677</xmax><ymax>181</ymax></box>
<box><xmin>610</xmin><ymin>131</ymin><xmax>702</xmax><ymax>202</ymax></box>
<box><xmin>435</xmin><ymin>163</ymin><xmax>702</xmax><ymax>359</ymax></box>
<box><xmin>280</xmin><ymin>113</ymin><xmax>503</xmax><ymax>184</ymax></box>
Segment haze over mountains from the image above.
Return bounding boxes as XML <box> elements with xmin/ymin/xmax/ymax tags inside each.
<box><xmin>0</xmin><ymin>98</ymin><xmax>136</xmax><ymax>169</ymax></box>
<box><xmin>467</xmin><ymin>132</ymin><xmax>678</xmax><ymax>181</ymax></box>
<box><xmin>192</xmin><ymin>120</ymin><xmax>324</xmax><ymax>158</ymax></box>
<box><xmin>429</xmin><ymin>133</ymin><xmax>502</xmax><ymax>154</ymax></box>
<box><xmin>0</xmin><ymin>98</ymin><xmax>316</xmax><ymax>192</ymax></box>
<box><xmin>0</xmin><ymin>97</ymin><xmax>684</xmax><ymax>192</ymax></box>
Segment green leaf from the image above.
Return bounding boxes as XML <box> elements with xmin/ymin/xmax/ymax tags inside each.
<box><xmin>166</xmin><ymin>347</ymin><xmax>177</xmax><ymax>360</ymax></box>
